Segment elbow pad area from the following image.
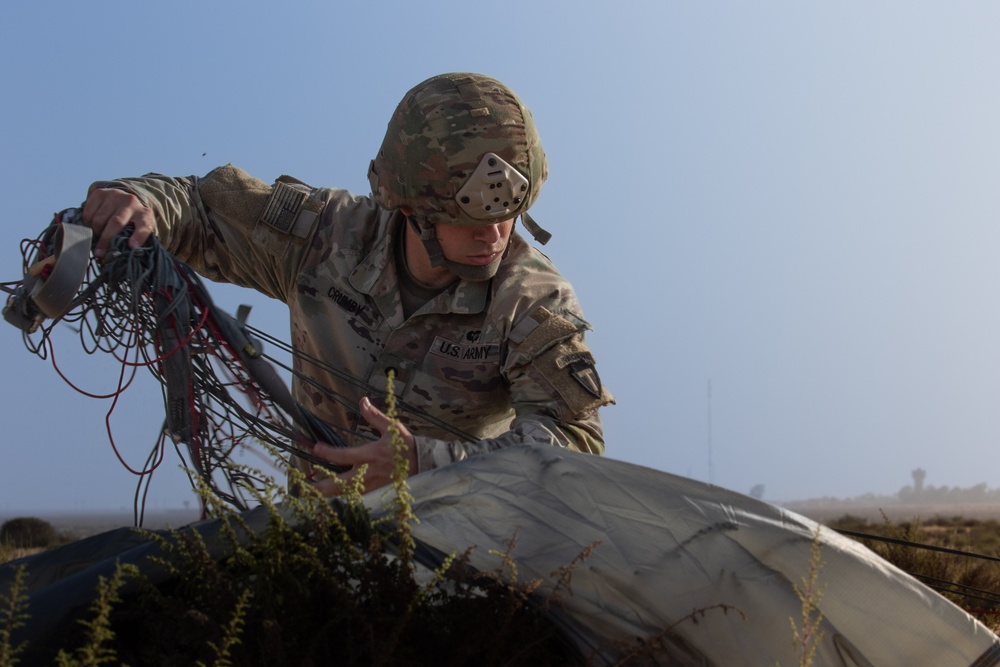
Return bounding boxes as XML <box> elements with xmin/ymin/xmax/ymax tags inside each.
<box><xmin>200</xmin><ymin>165</ymin><xmax>323</xmax><ymax>258</ymax></box>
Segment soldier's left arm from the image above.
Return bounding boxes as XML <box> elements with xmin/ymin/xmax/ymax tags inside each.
<box><xmin>411</xmin><ymin>306</ymin><xmax>614</xmax><ymax>472</ymax></box>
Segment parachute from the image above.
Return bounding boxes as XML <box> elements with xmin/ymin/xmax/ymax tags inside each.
<box><xmin>3</xmin><ymin>445</ymin><xmax>999</xmax><ymax>665</ymax></box>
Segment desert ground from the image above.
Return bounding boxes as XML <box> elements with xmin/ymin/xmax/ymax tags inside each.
<box><xmin>0</xmin><ymin>508</ymin><xmax>203</xmax><ymax>541</ymax></box>
<box><xmin>6</xmin><ymin>502</ymin><xmax>1000</xmax><ymax>544</ymax></box>
<box><xmin>783</xmin><ymin>502</ymin><xmax>1000</xmax><ymax>524</ymax></box>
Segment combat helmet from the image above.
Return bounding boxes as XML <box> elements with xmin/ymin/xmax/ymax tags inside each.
<box><xmin>368</xmin><ymin>72</ymin><xmax>550</xmax><ymax>280</ymax></box>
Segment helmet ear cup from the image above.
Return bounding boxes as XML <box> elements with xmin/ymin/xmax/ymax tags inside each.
<box><xmin>455</xmin><ymin>153</ymin><xmax>530</xmax><ymax>221</ymax></box>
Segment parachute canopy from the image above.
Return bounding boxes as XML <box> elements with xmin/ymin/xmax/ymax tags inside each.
<box><xmin>3</xmin><ymin>445</ymin><xmax>999</xmax><ymax>665</ymax></box>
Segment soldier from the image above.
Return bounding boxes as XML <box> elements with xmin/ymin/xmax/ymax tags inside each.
<box><xmin>82</xmin><ymin>72</ymin><xmax>614</xmax><ymax>496</ymax></box>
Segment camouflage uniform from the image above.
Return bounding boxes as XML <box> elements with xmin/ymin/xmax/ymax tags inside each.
<box><xmin>91</xmin><ymin>164</ymin><xmax>613</xmax><ymax>473</ymax></box>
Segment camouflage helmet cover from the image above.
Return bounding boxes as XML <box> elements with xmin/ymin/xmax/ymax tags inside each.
<box><xmin>368</xmin><ymin>72</ymin><xmax>548</xmax><ymax>226</ymax></box>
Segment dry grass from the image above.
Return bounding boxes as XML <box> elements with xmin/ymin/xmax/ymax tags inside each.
<box><xmin>0</xmin><ymin>548</ymin><xmax>42</xmax><ymax>564</ymax></box>
<box><xmin>827</xmin><ymin>513</ymin><xmax>1000</xmax><ymax>632</ymax></box>
<box><xmin>7</xmin><ymin>508</ymin><xmax>1000</xmax><ymax>665</ymax></box>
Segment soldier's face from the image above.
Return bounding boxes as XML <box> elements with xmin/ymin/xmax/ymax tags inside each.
<box><xmin>435</xmin><ymin>218</ymin><xmax>515</xmax><ymax>269</ymax></box>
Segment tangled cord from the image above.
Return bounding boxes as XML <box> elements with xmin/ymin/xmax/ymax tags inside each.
<box><xmin>3</xmin><ymin>209</ymin><xmax>474</xmax><ymax>522</ymax></box>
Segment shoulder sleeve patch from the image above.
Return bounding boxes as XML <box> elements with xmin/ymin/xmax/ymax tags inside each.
<box><xmin>261</xmin><ymin>180</ymin><xmax>312</xmax><ymax>236</ymax></box>
<box><xmin>510</xmin><ymin>307</ymin><xmax>579</xmax><ymax>356</ymax></box>
<box><xmin>511</xmin><ymin>307</ymin><xmax>615</xmax><ymax>419</ymax></box>
<box><xmin>260</xmin><ymin>175</ymin><xmax>325</xmax><ymax>239</ymax></box>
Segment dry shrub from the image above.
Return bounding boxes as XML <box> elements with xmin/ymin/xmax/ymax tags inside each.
<box><xmin>829</xmin><ymin>513</ymin><xmax>1000</xmax><ymax>632</ymax></box>
<box><xmin>0</xmin><ymin>519</ymin><xmax>60</xmax><ymax>550</ymax></box>
<box><xmin>12</xmin><ymin>493</ymin><xmax>579</xmax><ymax>666</ymax></box>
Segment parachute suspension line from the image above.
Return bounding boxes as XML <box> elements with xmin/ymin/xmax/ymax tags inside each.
<box><xmin>838</xmin><ymin>528</ymin><xmax>1000</xmax><ymax>614</ymax></box>
<box><xmin>5</xmin><ymin>212</ymin><xmax>362</xmax><ymax>517</ymax></box>
<box><xmin>246</xmin><ymin>324</ymin><xmax>479</xmax><ymax>443</ymax></box>
<box><xmin>5</xmin><ymin>208</ymin><xmax>486</xmax><ymax>518</ymax></box>
<box><xmin>908</xmin><ymin>573</ymin><xmax>1000</xmax><ymax>608</ymax></box>
<box><xmin>837</xmin><ymin>529</ymin><xmax>1000</xmax><ymax>564</ymax></box>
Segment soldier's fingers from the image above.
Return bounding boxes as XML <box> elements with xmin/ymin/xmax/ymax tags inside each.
<box><xmin>125</xmin><ymin>211</ymin><xmax>155</xmax><ymax>249</ymax></box>
<box><xmin>101</xmin><ymin>204</ymin><xmax>154</xmax><ymax>255</ymax></box>
<box><xmin>82</xmin><ymin>190</ymin><xmax>114</xmax><ymax>239</ymax></box>
<box><xmin>93</xmin><ymin>209</ymin><xmax>128</xmax><ymax>258</ymax></box>
<box><xmin>313</xmin><ymin>476</ymin><xmax>348</xmax><ymax>498</ymax></box>
<box><xmin>358</xmin><ymin>396</ymin><xmax>390</xmax><ymax>432</ymax></box>
<box><xmin>312</xmin><ymin>441</ymin><xmax>357</xmax><ymax>464</ymax></box>
<box><xmin>83</xmin><ymin>189</ymin><xmax>154</xmax><ymax>257</ymax></box>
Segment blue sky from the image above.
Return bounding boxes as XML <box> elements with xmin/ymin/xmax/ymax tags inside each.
<box><xmin>3</xmin><ymin>1</ymin><xmax>1000</xmax><ymax>512</ymax></box>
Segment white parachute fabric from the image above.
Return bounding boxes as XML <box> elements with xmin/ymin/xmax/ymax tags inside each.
<box><xmin>3</xmin><ymin>444</ymin><xmax>999</xmax><ymax>665</ymax></box>
<box><xmin>363</xmin><ymin>445</ymin><xmax>1000</xmax><ymax>666</ymax></box>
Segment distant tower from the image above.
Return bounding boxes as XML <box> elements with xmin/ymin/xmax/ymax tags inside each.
<box><xmin>912</xmin><ymin>468</ymin><xmax>926</xmax><ymax>496</ymax></box>
<box><xmin>707</xmin><ymin>380</ymin><xmax>714</xmax><ymax>484</ymax></box>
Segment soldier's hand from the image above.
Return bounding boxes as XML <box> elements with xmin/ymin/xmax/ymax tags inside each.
<box><xmin>82</xmin><ymin>186</ymin><xmax>156</xmax><ymax>258</ymax></box>
<box><xmin>311</xmin><ymin>396</ymin><xmax>417</xmax><ymax>497</ymax></box>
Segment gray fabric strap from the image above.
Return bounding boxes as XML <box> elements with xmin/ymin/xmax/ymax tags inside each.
<box><xmin>520</xmin><ymin>212</ymin><xmax>551</xmax><ymax>245</ymax></box>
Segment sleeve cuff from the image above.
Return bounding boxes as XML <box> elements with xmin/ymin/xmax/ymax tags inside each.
<box><xmin>413</xmin><ymin>435</ymin><xmax>460</xmax><ymax>474</ymax></box>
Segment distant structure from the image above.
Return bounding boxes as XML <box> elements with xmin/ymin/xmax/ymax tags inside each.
<box><xmin>912</xmin><ymin>468</ymin><xmax>926</xmax><ymax>496</ymax></box>
<box><xmin>707</xmin><ymin>380</ymin><xmax>714</xmax><ymax>485</ymax></box>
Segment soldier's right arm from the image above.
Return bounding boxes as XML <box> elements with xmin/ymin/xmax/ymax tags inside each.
<box><xmin>82</xmin><ymin>166</ymin><xmax>316</xmax><ymax>302</ymax></box>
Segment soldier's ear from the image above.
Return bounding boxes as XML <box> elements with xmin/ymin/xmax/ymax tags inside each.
<box><xmin>400</xmin><ymin>206</ymin><xmax>414</xmax><ymax>216</ymax></box>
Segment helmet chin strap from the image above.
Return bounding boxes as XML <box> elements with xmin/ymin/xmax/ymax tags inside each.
<box><xmin>408</xmin><ymin>216</ymin><xmax>506</xmax><ymax>282</ymax></box>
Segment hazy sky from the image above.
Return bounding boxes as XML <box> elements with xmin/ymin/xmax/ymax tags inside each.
<box><xmin>2</xmin><ymin>2</ymin><xmax>1000</xmax><ymax>513</ymax></box>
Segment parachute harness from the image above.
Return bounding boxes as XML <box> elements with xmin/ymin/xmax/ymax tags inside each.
<box><xmin>2</xmin><ymin>208</ymin><xmax>475</xmax><ymax>521</ymax></box>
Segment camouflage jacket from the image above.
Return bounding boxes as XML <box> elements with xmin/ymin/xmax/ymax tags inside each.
<box><xmin>93</xmin><ymin>165</ymin><xmax>613</xmax><ymax>473</ymax></box>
